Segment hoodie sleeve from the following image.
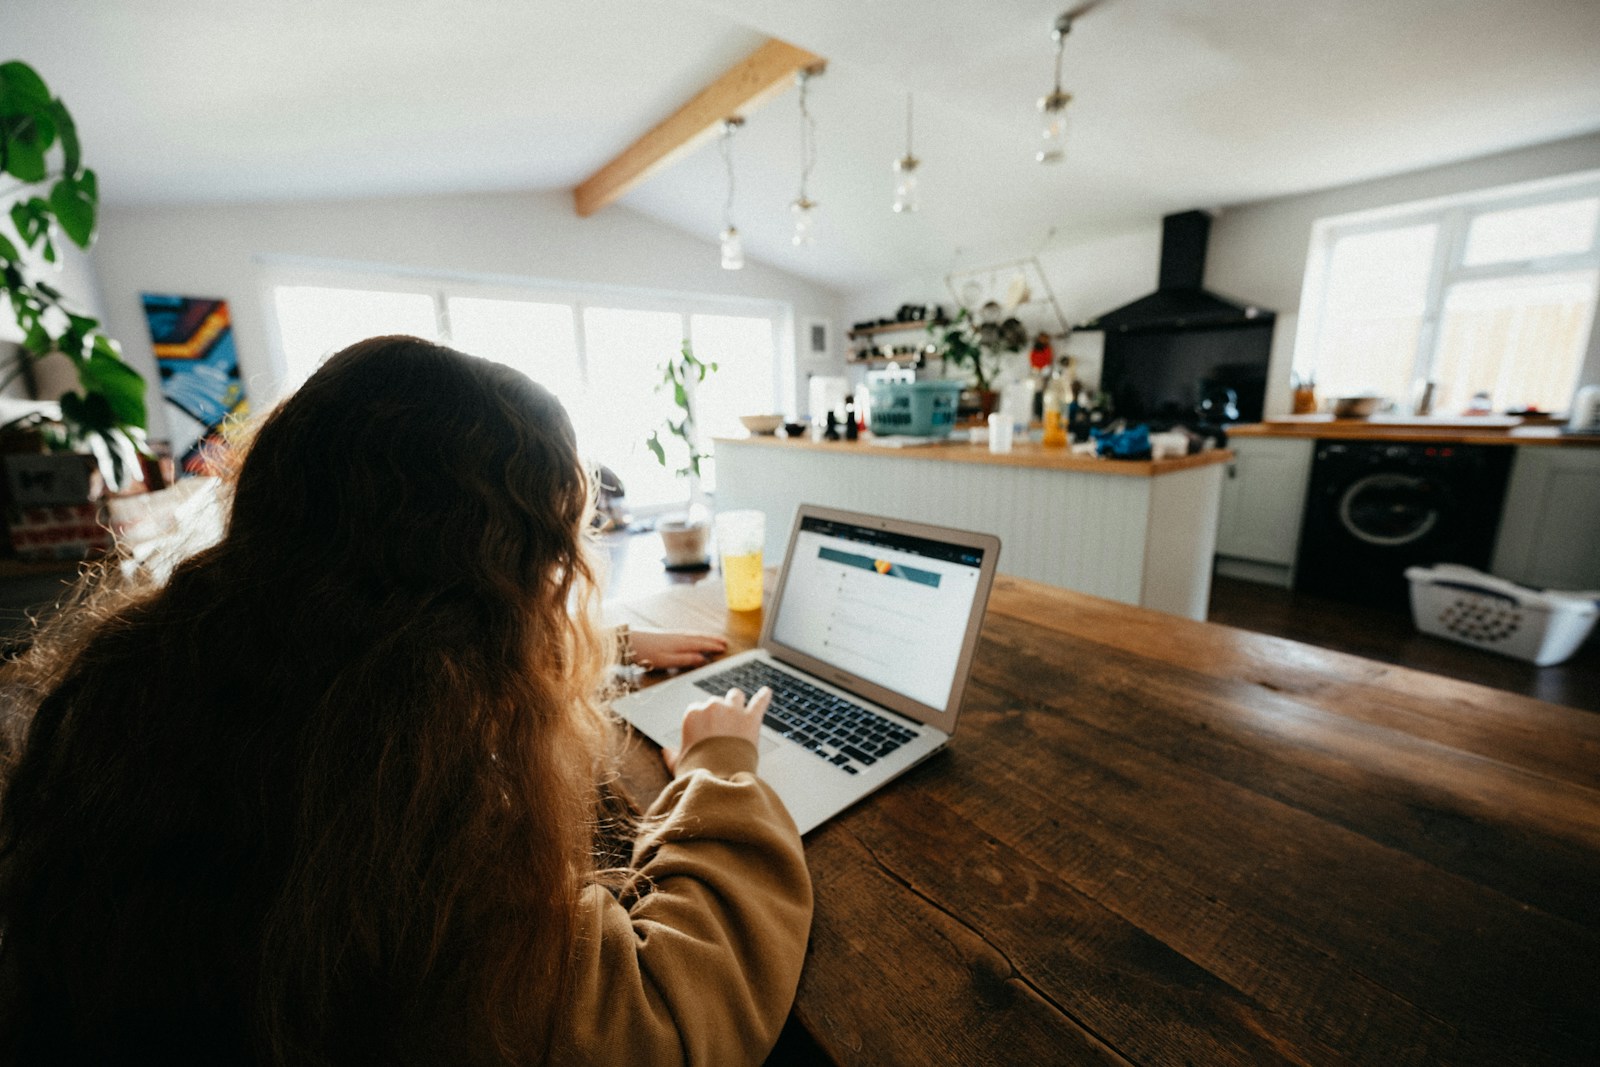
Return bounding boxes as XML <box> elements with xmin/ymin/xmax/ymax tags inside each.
<box><xmin>555</xmin><ymin>737</ymin><xmax>813</xmax><ymax>1066</ymax></box>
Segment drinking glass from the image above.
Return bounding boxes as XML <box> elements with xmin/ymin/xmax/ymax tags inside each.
<box><xmin>715</xmin><ymin>510</ymin><xmax>765</xmax><ymax>612</ymax></box>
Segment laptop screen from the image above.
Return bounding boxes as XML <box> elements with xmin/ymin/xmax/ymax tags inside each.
<box><xmin>769</xmin><ymin>514</ymin><xmax>989</xmax><ymax>713</ymax></box>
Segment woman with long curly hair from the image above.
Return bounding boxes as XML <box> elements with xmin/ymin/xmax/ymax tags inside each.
<box><xmin>0</xmin><ymin>336</ymin><xmax>811</xmax><ymax>1065</ymax></box>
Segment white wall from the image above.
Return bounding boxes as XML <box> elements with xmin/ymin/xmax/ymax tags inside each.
<box><xmin>88</xmin><ymin>188</ymin><xmax>847</xmax><ymax>442</ymax></box>
<box><xmin>843</xmin><ymin>224</ymin><xmax>1164</xmax><ymax>391</ymax></box>
<box><xmin>844</xmin><ymin>131</ymin><xmax>1600</xmax><ymax>416</ymax></box>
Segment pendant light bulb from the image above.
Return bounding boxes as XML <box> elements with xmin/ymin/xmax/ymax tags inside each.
<box><xmin>791</xmin><ymin>197</ymin><xmax>817</xmax><ymax>246</ymax></box>
<box><xmin>1037</xmin><ymin>91</ymin><xmax>1071</xmax><ymax>164</ymax></box>
<box><xmin>719</xmin><ymin>226</ymin><xmax>745</xmax><ymax>270</ymax></box>
<box><xmin>892</xmin><ymin>157</ymin><xmax>919</xmax><ymax>214</ymax></box>
<box><xmin>892</xmin><ymin>93</ymin><xmax>919</xmax><ymax>214</ymax></box>
<box><xmin>1036</xmin><ymin>12</ymin><xmax>1073</xmax><ymax>165</ymax></box>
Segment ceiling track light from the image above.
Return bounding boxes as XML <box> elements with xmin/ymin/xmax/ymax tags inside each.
<box><xmin>791</xmin><ymin>65</ymin><xmax>823</xmax><ymax>246</ymax></box>
<box><xmin>892</xmin><ymin>93</ymin><xmax>919</xmax><ymax>214</ymax></box>
<box><xmin>1037</xmin><ymin>12</ymin><xmax>1074</xmax><ymax>164</ymax></box>
<box><xmin>718</xmin><ymin>116</ymin><xmax>745</xmax><ymax>270</ymax></box>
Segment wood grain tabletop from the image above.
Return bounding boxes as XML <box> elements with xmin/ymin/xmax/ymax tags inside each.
<box><xmin>609</xmin><ymin>574</ymin><xmax>1600</xmax><ymax>1066</ymax></box>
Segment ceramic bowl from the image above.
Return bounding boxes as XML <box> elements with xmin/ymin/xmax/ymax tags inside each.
<box><xmin>1332</xmin><ymin>396</ymin><xmax>1383</xmax><ymax>418</ymax></box>
<box><xmin>739</xmin><ymin>414</ymin><xmax>785</xmax><ymax>435</ymax></box>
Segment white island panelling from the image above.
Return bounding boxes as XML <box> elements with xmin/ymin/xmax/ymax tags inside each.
<box><xmin>712</xmin><ymin>437</ymin><xmax>1228</xmax><ymax>620</ymax></box>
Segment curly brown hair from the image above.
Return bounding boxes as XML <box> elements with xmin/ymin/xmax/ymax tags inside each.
<box><xmin>0</xmin><ymin>336</ymin><xmax>621</xmax><ymax>1064</ymax></box>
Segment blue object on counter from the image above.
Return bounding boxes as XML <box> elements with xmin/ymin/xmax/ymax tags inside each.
<box><xmin>866</xmin><ymin>380</ymin><xmax>964</xmax><ymax>437</ymax></box>
<box><xmin>1092</xmin><ymin>424</ymin><xmax>1152</xmax><ymax>460</ymax></box>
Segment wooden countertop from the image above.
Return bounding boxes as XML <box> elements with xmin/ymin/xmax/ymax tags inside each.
<box><xmin>611</xmin><ymin>575</ymin><xmax>1600</xmax><ymax>1065</ymax></box>
<box><xmin>713</xmin><ymin>433</ymin><xmax>1233</xmax><ymax>477</ymax></box>
<box><xmin>1232</xmin><ymin>415</ymin><xmax>1600</xmax><ymax>446</ymax></box>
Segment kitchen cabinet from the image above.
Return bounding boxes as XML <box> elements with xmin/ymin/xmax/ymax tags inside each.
<box><xmin>1214</xmin><ymin>436</ymin><xmax>1315</xmax><ymax>587</ymax></box>
<box><xmin>1491</xmin><ymin>446</ymin><xmax>1600</xmax><ymax>590</ymax></box>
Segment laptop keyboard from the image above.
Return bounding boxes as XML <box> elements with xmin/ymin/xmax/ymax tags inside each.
<box><xmin>693</xmin><ymin>660</ymin><xmax>918</xmax><ymax>775</ymax></box>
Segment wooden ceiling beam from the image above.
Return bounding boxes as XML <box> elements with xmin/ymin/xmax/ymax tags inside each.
<box><xmin>574</xmin><ymin>37</ymin><xmax>824</xmax><ymax>218</ymax></box>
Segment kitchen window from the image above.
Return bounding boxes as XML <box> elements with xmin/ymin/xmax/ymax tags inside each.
<box><xmin>1294</xmin><ymin>173</ymin><xmax>1600</xmax><ymax>415</ymax></box>
<box><xmin>265</xmin><ymin>272</ymin><xmax>785</xmax><ymax>511</ymax></box>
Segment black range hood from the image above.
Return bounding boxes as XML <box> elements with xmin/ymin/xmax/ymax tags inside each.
<box><xmin>1080</xmin><ymin>210</ymin><xmax>1272</xmax><ymax>333</ymax></box>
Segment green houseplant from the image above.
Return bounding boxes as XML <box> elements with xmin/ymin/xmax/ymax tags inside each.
<box><xmin>1</xmin><ymin>59</ymin><xmax>149</xmax><ymax>490</ymax></box>
<box><xmin>645</xmin><ymin>339</ymin><xmax>717</xmax><ymax>568</ymax></box>
<box><xmin>931</xmin><ymin>308</ymin><xmax>1025</xmax><ymax>417</ymax></box>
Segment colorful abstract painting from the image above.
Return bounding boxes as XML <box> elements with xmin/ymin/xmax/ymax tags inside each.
<box><xmin>140</xmin><ymin>294</ymin><xmax>250</xmax><ymax>475</ymax></box>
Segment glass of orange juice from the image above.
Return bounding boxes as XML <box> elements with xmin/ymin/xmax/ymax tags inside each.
<box><xmin>714</xmin><ymin>509</ymin><xmax>765</xmax><ymax>612</ymax></box>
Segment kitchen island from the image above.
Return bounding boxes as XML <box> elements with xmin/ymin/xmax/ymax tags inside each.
<box><xmin>712</xmin><ymin>434</ymin><xmax>1231</xmax><ymax>620</ymax></box>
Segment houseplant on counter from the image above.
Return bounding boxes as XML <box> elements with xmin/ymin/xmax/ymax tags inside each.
<box><xmin>1</xmin><ymin>59</ymin><xmax>150</xmax><ymax>493</ymax></box>
<box><xmin>930</xmin><ymin>307</ymin><xmax>1026</xmax><ymax>419</ymax></box>
<box><xmin>645</xmin><ymin>339</ymin><xmax>717</xmax><ymax>569</ymax></box>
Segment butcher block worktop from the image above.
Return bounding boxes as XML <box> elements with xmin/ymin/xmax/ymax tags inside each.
<box><xmin>714</xmin><ymin>433</ymin><xmax>1233</xmax><ymax>476</ymax></box>
<box><xmin>1231</xmin><ymin>415</ymin><xmax>1600</xmax><ymax>446</ymax></box>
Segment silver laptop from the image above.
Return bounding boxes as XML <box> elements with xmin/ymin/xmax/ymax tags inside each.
<box><xmin>614</xmin><ymin>505</ymin><xmax>1001</xmax><ymax>834</ymax></box>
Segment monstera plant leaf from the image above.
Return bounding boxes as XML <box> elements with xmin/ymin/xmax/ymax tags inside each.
<box><xmin>1</xmin><ymin>60</ymin><xmax>151</xmax><ymax>491</ymax></box>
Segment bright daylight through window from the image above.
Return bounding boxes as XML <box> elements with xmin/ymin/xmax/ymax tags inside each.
<box><xmin>1295</xmin><ymin>174</ymin><xmax>1600</xmax><ymax>416</ymax></box>
<box><xmin>270</xmin><ymin>281</ymin><xmax>782</xmax><ymax>510</ymax></box>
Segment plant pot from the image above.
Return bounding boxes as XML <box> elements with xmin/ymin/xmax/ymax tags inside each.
<box><xmin>659</xmin><ymin>519</ymin><xmax>710</xmax><ymax>570</ymax></box>
<box><xmin>958</xmin><ymin>388</ymin><xmax>1000</xmax><ymax>420</ymax></box>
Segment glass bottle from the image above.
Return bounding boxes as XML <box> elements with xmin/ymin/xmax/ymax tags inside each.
<box><xmin>1041</xmin><ymin>375</ymin><xmax>1069</xmax><ymax>447</ymax></box>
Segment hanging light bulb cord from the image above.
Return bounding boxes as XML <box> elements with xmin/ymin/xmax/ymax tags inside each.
<box><xmin>904</xmin><ymin>93</ymin><xmax>914</xmax><ymax>159</ymax></box>
<box><xmin>1052</xmin><ymin>21</ymin><xmax>1068</xmax><ymax>95</ymax></box>
<box><xmin>719</xmin><ymin>121</ymin><xmax>737</xmax><ymax>231</ymax></box>
<box><xmin>797</xmin><ymin>73</ymin><xmax>818</xmax><ymax>203</ymax></box>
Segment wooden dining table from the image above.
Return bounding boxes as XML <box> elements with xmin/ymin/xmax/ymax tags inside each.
<box><xmin>608</xmin><ymin>573</ymin><xmax>1600</xmax><ymax>1066</ymax></box>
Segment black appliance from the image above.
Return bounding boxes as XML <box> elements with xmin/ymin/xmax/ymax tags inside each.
<box><xmin>1080</xmin><ymin>210</ymin><xmax>1275</xmax><ymax>430</ymax></box>
<box><xmin>1099</xmin><ymin>322</ymin><xmax>1274</xmax><ymax>426</ymax></box>
<box><xmin>1295</xmin><ymin>441</ymin><xmax>1513</xmax><ymax>611</ymax></box>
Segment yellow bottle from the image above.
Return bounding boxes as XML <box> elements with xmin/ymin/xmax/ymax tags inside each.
<box><xmin>1041</xmin><ymin>376</ymin><xmax>1069</xmax><ymax>447</ymax></box>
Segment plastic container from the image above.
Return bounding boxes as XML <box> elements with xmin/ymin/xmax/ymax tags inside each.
<box><xmin>867</xmin><ymin>380</ymin><xmax>964</xmax><ymax>437</ymax></box>
<box><xmin>1405</xmin><ymin>564</ymin><xmax>1599</xmax><ymax>666</ymax></box>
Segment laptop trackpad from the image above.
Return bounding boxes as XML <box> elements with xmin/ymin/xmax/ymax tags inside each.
<box><xmin>659</xmin><ymin>727</ymin><xmax>780</xmax><ymax>760</ymax></box>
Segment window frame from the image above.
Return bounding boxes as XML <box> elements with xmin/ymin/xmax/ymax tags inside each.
<box><xmin>255</xmin><ymin>259</ymin><xmax>794</xmax><ymax>514</ymax></box>
<box><xmin>1294</xmin><ymin>170</ymin><xmax>1600</xmax><ymax>414</ymax></box>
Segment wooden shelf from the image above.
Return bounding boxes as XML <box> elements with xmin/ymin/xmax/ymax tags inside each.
<box><xmin>846</xmin><ymin>320</ymin><xmax>944</xmax><ymax>340</ymax></box>
<box><xmin>845</xmin><ymin>353</ymin><xmax>927</xmax><ymax>367</ymax></box>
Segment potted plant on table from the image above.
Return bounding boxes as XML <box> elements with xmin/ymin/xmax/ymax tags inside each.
<box><xmin>645</xmin><ymin>339</ymin><xmax>717</xmax><ymax>569</ymax></box>
<box><xmin>1</xmin><ymin>60</ymin><xmax>150</xmax><ymax>493</ymax></box>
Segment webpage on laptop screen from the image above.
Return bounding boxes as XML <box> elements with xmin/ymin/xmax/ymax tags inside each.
<box><xmin>771</xmin><ymin>516</ymin><xmax>986</xmax><ymax>712</ymax></box>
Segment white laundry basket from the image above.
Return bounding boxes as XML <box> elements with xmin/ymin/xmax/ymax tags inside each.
<box><xmin>1405</xmin><ymin>564</ymin><xmax>1599</xmax><ymax>667</ymax></box>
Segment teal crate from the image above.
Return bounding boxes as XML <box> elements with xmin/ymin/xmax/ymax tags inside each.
<box><xmin>867</xmin><ymin>380</ymin><xmax>964</xmax><ymax>437</ymax></box>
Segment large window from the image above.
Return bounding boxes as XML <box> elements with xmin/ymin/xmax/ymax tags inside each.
<box><xmin>266</xmin><ymin>274</ymin><xmax>785</xmax><ymax>511</ymax></box>
<box><xmin>1295</xmin><ymin>174</ymin><xmax>1600</xmax><ymax>415</ymax></box>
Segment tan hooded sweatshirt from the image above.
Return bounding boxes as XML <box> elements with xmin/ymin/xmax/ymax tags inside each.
<box><xmin>555</xmin><ymin>737</ymin><xmax>813</xmax><ymax>1066</ymax></box>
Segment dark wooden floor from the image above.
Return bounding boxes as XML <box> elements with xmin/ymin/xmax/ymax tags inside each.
<box><xmin>1208</xmin><ymin>575</ymin><xmax>1600</xmax><ymax>714</ymax></box>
